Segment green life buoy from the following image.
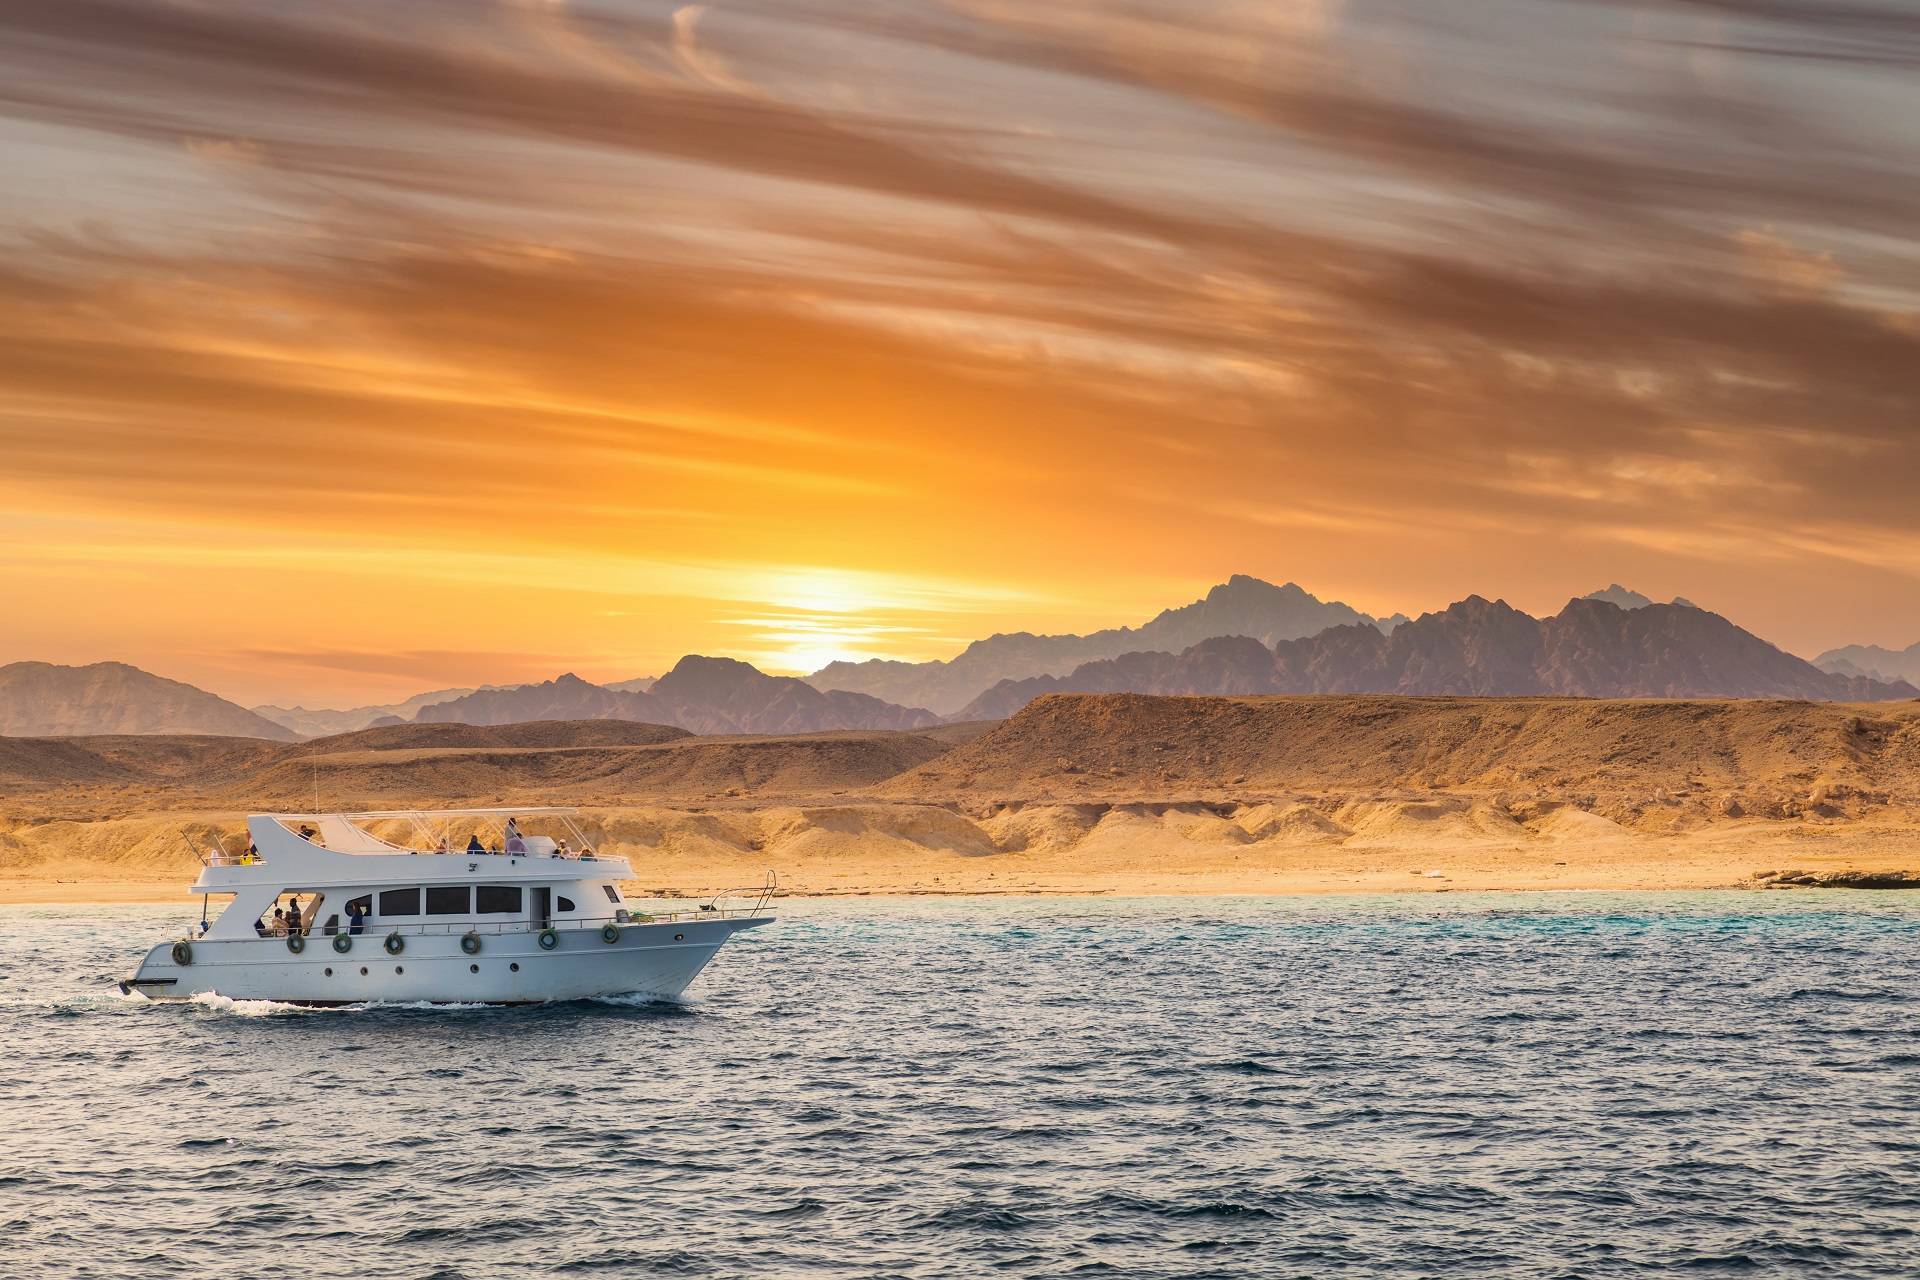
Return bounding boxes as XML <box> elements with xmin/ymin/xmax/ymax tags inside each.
<box><xmin>384</xmin><ymin>932</ymin><xmax>405</xmax><ymax>956</ymax></box>
<box><xmin>172</xmin><ymin>939</ymin><xmax>194</xmax><ymax>966</ymax></box>
<box><xmin>599</xmin><ymin>922</ymin><xmax>621</xmax><ymax>944</ymax></box>
<box><xmin>538</xmin><ymin>926</ymin><xmax>559</xmax><ymax>951</ymax></box>
<box><xmin>286</xmin><ymin>933</ymin><xmax>305</xmax><ymax>954</ymax></box>
<box><xmin>460</xmin><ymin>931</ymin><xmax>482</xmax><ymax>955</ymax></box>
<box><xmin>333</xmin><ymin>932</ymin><xmax>352</xmax><ymax>954</ymax></box>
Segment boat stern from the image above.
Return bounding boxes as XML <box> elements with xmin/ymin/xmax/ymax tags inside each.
<box><xmin>120</xmin><ymin>939</ymin><xmax>192</xmax><ymax>999</ymax></box>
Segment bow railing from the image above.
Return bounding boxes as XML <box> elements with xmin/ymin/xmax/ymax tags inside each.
<box><xmin>702</xmin><ymin>872</ymin><xmax>778</xmax><ymax>917</ymax></box>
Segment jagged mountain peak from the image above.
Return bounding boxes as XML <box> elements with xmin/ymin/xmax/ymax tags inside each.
<box><xmin>1582</xmin><ymin>585</ymin><xmax>1701</xmax><ymax>611</ymax></box>
<box><xmin>950</xmin><ymin>595</ymin><xmax>1918</xmax><ymax>720</ymax></box>
<box><xmin>1584</xmin><ymin>584</ymin><xmax>1655</xmax><ymax>610</ymax></box>
<box><xmin>1816</xmin><ymin>638</ymin><xmax>1920</xmax><ymax>685</ymax></box>
<box><xmin>650</xmin><ymin>654</ymin><xmax>774</xmax><ymax>703</ymax></box>
<box><xmin>413</xmin><ymin>655</ymin><xmax>938</xmax><ymax>735</ymax></box>
<box><xmin>808</xmin><ymin>575</ymin><xmax>1393</xmax><ymax>715</ymax></box>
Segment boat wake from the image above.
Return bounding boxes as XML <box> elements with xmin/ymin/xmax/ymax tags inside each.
<box><xmin>189</xmin><ymin>990</ymin><xmax>319</xmax><ymax>1017</ymax></box>
<box><xmin>590</xmin><ymin>990</ymin><xmax>698</xmax><ymax>1009</ymax></box>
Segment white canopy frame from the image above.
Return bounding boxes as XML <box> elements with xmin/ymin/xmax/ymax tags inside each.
<box><xmin>256</xmin><ymin>808</ymin><xmax>600</xmax><ymax>857</ymax></box>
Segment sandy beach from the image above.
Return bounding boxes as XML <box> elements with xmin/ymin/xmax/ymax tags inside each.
<box><xmin>5</xmin><ymin>809</ymin><xmax>1913</xmax><ymax>905</ymax></box>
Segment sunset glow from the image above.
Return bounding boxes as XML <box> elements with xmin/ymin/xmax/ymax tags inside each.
<box><xmin>2</xmin><ymin>0</ymin><xmax>1917</xmax><ymax>705</ymax></box>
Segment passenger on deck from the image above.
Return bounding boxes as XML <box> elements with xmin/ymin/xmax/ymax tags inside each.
<box><xmin>286</xmin><ymin>897</ymin><xmax>303</xmax><ymax>934</ymax></box>
<box><xmin>505</xmin><ymin>831</ymin><xmax>526</xmax><ymax>856</ymax></box>
<box><xmin>269</xmin><ymin>908</ymin><xmax>288</xmax><ymax>937</ymax></box>
<box><xmin>346</xmin><ymin>901</ymin><xmax>366</xmax><ymax>935</ymax></box>
<box><xmin>434</xmin><ymin>838</ymin><xmax>449</xmax><ymax>854</ymax></box>
<box><xmin>297</xmin><ymin>825</ymin><xmax>317</xmax><ymax>842</ymax></box>
<box><xmin>465</xmin><ymin>834</ymin><xmax>485</xmax><ymax>856</ymax></box>
<box><xmin>555</xmin><ymin>839</ymin><xmax>570</xmax><ymax>858</ymax></box>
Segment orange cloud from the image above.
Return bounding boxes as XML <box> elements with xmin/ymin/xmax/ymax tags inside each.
<box><xmin>0</xmin><ymin>0</ymin><xmax>1917</xmax><ymax>704</ymax></box>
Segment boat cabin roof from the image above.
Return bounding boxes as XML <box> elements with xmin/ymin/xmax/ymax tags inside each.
<box><xmin>185</xmin><ymin>808</ymin><xmax>629</xmax><ymax>898</ymax></box>
<box><xmin>253</xmin><ymin>808</ymin><xmax>582</xmax><ymax>854</ymax></box>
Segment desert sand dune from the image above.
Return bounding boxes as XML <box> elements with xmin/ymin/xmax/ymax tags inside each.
<box><xmin>5</xmin><ymin>694</ymin><xmax>1920</xmax><ymax>901</ymax></box>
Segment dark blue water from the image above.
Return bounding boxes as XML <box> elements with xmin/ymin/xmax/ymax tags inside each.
<box><xmin>4</xmin><ymin>893</ymin><xmax>1920</xmax><ymax>1278</ymax></box>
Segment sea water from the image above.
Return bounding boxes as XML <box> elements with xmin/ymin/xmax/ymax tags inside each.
<box><xmin>2</xmin><ymin>893</ymin><xmax>1918</xmax><ymax>1278</ymax></box>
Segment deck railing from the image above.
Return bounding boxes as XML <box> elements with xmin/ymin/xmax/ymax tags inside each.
<box><xmin>704</xmin><ymin>873</ymin><xmax>778</xmax><ymax>917</ymax></box>
<box><xmin>397</xmin><ymin>848</ymin><xmax>610</xmax><ymax>860</ymax></box>
<box><xmin>304</xmin><ymin>904</ymin><xmax>771</xmax><ymax>939</ymax></box>
<box><xmin>191</xmin><ymin>844</ymin><xmax>622</xmax><ymax>866</ymax></box>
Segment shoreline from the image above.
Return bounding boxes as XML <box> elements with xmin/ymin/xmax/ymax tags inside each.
<box><xmin>8</xmin><ymin>815</ymin><xmax>1917</xmax><ymax>906</ymax></box>
<box><xmin>3</xmin><ymin>870</ymin><xmax>1905</xmax><ymax>906</ymax></box>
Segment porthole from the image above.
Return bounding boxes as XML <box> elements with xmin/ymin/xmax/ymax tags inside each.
<box><xmin>510</xmin><ymin>962</ymin><xmax>520</xmax><ymax>972</ymax></box>
<box><xmin>324</xmin><ymin>967</ymin><xmax>333</xmax><ymax>977</ymax></box>
<box><xmin>360</xmin><ymin>966</ymin><xmax>368</xmax><ymax>975</ymax></box>
<box><xmin>469</xmin><ymin>964</ymin><xmax>479</xmax><ymax>974</ymax></box>
<box><xmin>674</xmin><ymin>934</ymin><xmax>684</xmax><ymax>941</ymax></box>
<box><xmin>395</xmin><ymin>965</ymin><xmax>404</xmax><ymax>974</ymax></box>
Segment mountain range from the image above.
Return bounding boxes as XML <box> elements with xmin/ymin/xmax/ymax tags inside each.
<box><xmin>805</xmin><ymin>576</ymin><xmax>1409</xmax><ymax>716</ymax></box>
<box><xmin>252</xmin><ymin>687</ymin><xmax>478</xmax><ymax>737</ymax></box>
<box><xmin>416</xmin><ymin>657</ymin><xmax>940</xmax><ymax>736</ymax></box>
<box><xmin>0</xmin><ymin>661</ymin><xmax>301</xmax><ymax>740</ymax></box>
<box><xmin>6</xmin><ymin>578</ymin><xmax>1916</xmax><ymax>741</ymax></box>
<box><xmin>951</xmin><ymin>596</ymin><xmax>1917</xmax><ymax>719</ymax></box>
<box><xmin>1815</xmin><ymin>640</ymin><xmax>1920</xmax><ymax>686</ymax></box>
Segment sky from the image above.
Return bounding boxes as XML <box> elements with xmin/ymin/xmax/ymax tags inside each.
<box><xmin>1</xmin><ymin>0</ymin><xmax>1917</xmax><ymax>708</ymax></box>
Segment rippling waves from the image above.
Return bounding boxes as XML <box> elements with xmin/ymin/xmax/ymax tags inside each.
<box><xmin>3</xmin><ymin>892</ymin><xmax>1919</xmax><ymax>1278</ymax></box>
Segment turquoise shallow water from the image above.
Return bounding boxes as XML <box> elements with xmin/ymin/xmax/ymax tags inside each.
<box><xmin>3</xmin><ymin>892</ymin><xmax>1919</xmax><ymax>1278</ymax></box>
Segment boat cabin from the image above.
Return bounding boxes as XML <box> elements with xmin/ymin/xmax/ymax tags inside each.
<box><xmin>186</xmin><ymin>808</ymin><xmax>637</xmax><ymax>943</ymax></box>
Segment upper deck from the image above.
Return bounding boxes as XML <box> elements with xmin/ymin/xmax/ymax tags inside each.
<box><xmin>190</xmin><ymin>807</ymin><xmax>634</xmax><ymax>894</ymax></box>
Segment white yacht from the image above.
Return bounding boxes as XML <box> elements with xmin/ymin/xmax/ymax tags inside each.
<box><xmin>122</xmin><ymin>808</ymin><xmax>773</xmax><ymax>1005</ymax></box>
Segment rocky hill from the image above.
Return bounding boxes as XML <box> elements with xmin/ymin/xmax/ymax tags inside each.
<box><xmin>414</xmin><ymin>673</ymin><xmax>666</xmax><ymax>727</ymax></box>
<box><xmin>647</xmin><ymin>655</ymin><xmax>940</xmax><ymax>734</ymax></box>
<box><xmin>1817</xmin><ymin>640</ymin><xmax>1920</xmax><ymax>685</ymax></box>
<box><xmin>309</xmin><ymin>719</ymin><xmax>692</xmax><ymax>753</ymax></box>
<box><xmin>953</xmin><ymin>598</ymin><xmax>1917</xmax><ymax>718</ymax></box>
<box><xmin>0</xmin><ymin>720</ymin><xmax>947</xmax><ymax>810</ymax></box>
<box><xmin>252</xmin><ymin>687</ymin><xmax>475</xmax><ymax>737</ymax></box>
<box><xmin>884</xmin><ymin>690</ymin><xmax>1920</xmax><ymax>819</ymax></box>
<box><xmin>411</xmin><ymin>658</ymin><xmax>939</xmax><ymax>735</ymax></box>
<box><xmin>0</xmin><ymin>732</ymin><xmax>293</xmax><ymax>794</ymax></box>
<box><xmin>806</xmin><ymin>576</ymin><xmax>1402</xmax><ymax>714</ymax></box>
<box><xmin>0</xmin><ymin>661</ymin><xmax>300</xmax><ymax>740</ymax></box>
<box><xmin>11</xmin><ymin>696</ymin><xmax>1920</xmax><ymax>894</ymax></box>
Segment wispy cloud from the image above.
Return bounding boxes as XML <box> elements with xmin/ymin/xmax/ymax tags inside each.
<box><xmin>0</xmin><ymin>0</ymin><xmax>1916</xmax><ymax>698</ymax></box>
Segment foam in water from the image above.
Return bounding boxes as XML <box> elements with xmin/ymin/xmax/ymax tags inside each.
<box><xmin>188</xmin><ymin>990</ymin><xmax>318</xmax><ymax>1017</ymax></box>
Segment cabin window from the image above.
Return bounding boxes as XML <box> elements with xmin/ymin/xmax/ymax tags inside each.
<box><xmin>602</xmin><ymin>884</ymin><xmax>621</xmax><ymax>903</ymax></box>
<box><xmin>476</xmin><ymin>885</ymin><xmax>523</xmax><ymax>914</ymax></box>
<box><xmin>345</xmin><ymin>894</ymin><xmax>371</xmax><ymax>917</ymax></box>
<box><xmin>379</xmin><ymin>888</ymin><xmax>420</xmax><ymax>917</ymax></box>
<box><xmin>426</xmin><ymin>886</ymin><xmax>470</xmax><ymax>915</ymax></box>
<box><xmin>557</xmin><ymin>896</ymin><xmax>576</xmax><ymax>913</ymax></box>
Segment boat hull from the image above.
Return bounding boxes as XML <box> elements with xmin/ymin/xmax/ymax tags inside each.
<box><xmin>123</xmin><ymin>916</ymin><xmax>770</xmax><ymax>1005</ymax></box>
